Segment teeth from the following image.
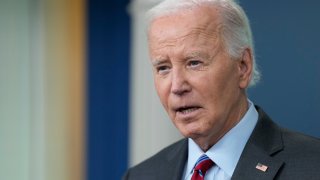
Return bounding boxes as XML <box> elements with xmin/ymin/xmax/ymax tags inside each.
<box><xmin>180</xmin><ymin>107</ymin><xmax>198</xmax><ymax>114</ymax></box>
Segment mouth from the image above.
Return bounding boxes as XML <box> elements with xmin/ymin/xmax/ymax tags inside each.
<box><xmin>175</xmin><ymin>106</ymin><xmax>201</xmax><ymax>115</ymax></box>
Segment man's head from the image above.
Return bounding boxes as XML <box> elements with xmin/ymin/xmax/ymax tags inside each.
<box><xmin>147</xmin><ymin>0</ymin><xmax>260</xmax><ymax>86</ymax></box>
<box><xmin>147</xmin><ymin>0</ymin><xmax>258</xmax><ymax>150</ymax></box>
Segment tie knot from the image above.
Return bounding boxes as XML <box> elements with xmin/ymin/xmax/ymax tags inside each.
<box><xmin>193</xmin><ymin>154</ymin><xmax>214</xmax><ymax>177</ymax></box>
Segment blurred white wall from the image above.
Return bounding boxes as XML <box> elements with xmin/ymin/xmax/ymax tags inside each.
<box><xmin>0</xmin><ymin>0</ymin><xmax>40</xmax><ymax>179</ymax></box>
<box><xmin>0</xmin><ymin>0</ymin><xmax>85</xmax><ymax>180</ymax></box>
<box><xmin>129</xmin><ymin>0</ymin><xmax>182</xmax><ymax>167</ymax></box>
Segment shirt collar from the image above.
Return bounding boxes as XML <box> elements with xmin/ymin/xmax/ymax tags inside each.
<box><xmin>186</xmin><ymin>100</ymin><xmax>258</xmax><ymax>177</ymax></box>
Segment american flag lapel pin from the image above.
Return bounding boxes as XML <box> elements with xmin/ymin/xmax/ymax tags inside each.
<box><xmin>256</xmin><ymin>163</ymin><xmax>268</xmax><ymax>172</ymax></box>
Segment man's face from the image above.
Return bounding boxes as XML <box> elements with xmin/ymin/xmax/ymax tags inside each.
<box><xmin>148</xmin><ymin>7</ymin><xmax>251</xmax><ymax>148</ymax></box>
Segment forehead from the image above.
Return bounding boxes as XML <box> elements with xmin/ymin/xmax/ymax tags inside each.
<box><xmin>148</xmin><ymin>5</ymin><xmax>222</xmax><ymax>50</ymax></box>
<box><xmin>149</xmin><ymin>6</ymin><xmax>221</xmax><ymax>37</ymax></box>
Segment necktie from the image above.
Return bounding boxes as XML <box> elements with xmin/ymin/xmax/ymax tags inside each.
<box><xmin>191</xmin><ymin>154</ymin><xmax>214</xmax><ymax>180</ymax></box>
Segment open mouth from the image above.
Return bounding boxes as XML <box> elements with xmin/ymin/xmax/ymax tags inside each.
<box><xmin>176</xmin><ymin>106</ymin><xmax>200</xmax><ymax>114</ymax></box>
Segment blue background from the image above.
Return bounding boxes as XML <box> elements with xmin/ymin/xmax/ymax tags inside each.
<box><xmin>87</xmin><ymin>1</ymin><xmax>320</xmax><ymax>180</ymax></box>
<box><xmin>87</xmin><ymin>1</ymin><xmax>130</xmax><ymax>180</ymax></box>
<box><xmin>242</xmin><ymin>1</ymin><xmax>320</xmax><ymax>137</ymax></box>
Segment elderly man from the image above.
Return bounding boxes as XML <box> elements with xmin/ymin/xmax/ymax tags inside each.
<box><xmin>123</xmin><ymin>0</ymin><xmax>320</xmax><ymax>179</ymax></box>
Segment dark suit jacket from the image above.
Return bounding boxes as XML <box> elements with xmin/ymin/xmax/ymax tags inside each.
<box><xmin>123</xmin><ymin>106</ymin><xmax>320</xmax><ymax>180</ymax></box>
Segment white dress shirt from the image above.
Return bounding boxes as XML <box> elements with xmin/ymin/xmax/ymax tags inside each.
<box><xmin>182</xmin><ymin>100</ymin><xmax>258</xmax><ymax>180</ymax></box>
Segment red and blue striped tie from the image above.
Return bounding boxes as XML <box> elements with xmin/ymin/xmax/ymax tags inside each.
<box><xmin>191</xmin><ymin>154</ymin><xmax>214</xmax><ymax>180</ymax></box>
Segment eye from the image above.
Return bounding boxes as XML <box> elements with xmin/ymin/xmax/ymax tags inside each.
<box><xmin>156</xmin><ymin>65</ymin><xmax>171</xmax><ymax>75</ymax></box>
<box><xmin>187</xmin><ymin>60</ymin><xmax>202</xmax><ymax>68</ymax></box>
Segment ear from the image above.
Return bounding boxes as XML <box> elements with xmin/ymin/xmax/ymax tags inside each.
<box><xmin>238</xmin><ymin>48</ymin><xmax>253</xmax><ymax>89</ymax></box>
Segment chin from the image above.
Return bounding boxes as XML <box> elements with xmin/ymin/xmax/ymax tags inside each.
<box><xmin>178</xmin><ymin>124</ymin><xmax>203</xmax><ymax>139</ymax></box>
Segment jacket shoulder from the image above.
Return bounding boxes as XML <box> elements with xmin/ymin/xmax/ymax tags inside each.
<box><xmin>280</xmin><ymin>127</ymin><xmax>320</xmax><ymax>156</ymax></box>
<box><xmin>123</xmin><ymin>139</ymin><xmax>187</xmax><ymax>179</ymax></box>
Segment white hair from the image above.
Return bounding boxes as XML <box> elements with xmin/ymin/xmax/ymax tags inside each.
<box><xmin>146</xmin><ymin>0</ymin><xmax>261</xmax><ymax>87</ymax></box>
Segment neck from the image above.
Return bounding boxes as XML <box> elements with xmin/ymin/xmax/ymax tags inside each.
<box><xmin>196</xmin><ymin>95</ymin><xmax>249</xmax><ymax>152</ymax></box>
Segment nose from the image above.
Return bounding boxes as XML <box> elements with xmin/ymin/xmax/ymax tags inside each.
<box><xmin>171</xmin><ymin>68</ymin><xmax>191</xmax><ymax>96</ymax></box>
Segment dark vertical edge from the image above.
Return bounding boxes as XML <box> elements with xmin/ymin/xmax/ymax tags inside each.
<box><xmin>87</xmin><ymin>1</ymin><xmax>130</xmax><ymax>180</ymax></box>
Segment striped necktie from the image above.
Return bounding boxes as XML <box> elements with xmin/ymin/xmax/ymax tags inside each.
<box><xmin>191</xmin><ymin>154</ymin><xmax>214</xmax><ymax>180</ymax></box>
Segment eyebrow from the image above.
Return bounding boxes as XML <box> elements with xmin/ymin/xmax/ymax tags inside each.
<box><xmin>151</xmin><ymin>52</ymin><xmax>207</xmax><ymax>66</ymax></box>
<box><xmin>151</xmin><ymin>59</ymin><xmax>167</xmax><ymax>66</ymax></box>
<box><xmin>185</xmin><ymin>51</ymin><xmax>208</xmax><ymax>60</ymax></box>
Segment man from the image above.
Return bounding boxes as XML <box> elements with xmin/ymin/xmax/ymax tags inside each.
<box><xmin>123</xmin><ymin>0</ymin><xmax>320</xmax><ymax>179</ymax></box>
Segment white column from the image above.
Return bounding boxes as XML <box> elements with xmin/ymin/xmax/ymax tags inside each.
<box><xmin>128</xmin><ymin>0</ymin><xmax>182</xmax><ymax>166</ymax></box>
<box><xmin>29</xmin><ymin>0</ymin><xmax>46</xmax><ymax>179</ymax></box>
<box><xmin>0</xmin><ymin>0</ymin><xmax>85</xmax><ymax>179</ymax></box>
<box><xmin>0</xmin><ymin>0</ymin><xmax>35</xmax><ymax>179</ymax></box>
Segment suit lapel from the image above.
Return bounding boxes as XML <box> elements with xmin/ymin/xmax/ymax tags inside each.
<box><xmin>232</xmin><ymin>143</ymin><xmax>283</xmax><ymax>180</ymax></box>
<box><xmin>158</xmin><ymin>139</ymin><xmax>188</xmax><ymax>180</ymax></box>
<box><xmin>232</xmin><ymin>106</ymin><xmax>284</xmax><ymax>180</ymax></box>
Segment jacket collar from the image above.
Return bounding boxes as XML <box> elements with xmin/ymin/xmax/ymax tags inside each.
<box><xmin>232</xmin><ymin>106</ymin><xmax>284</xmax><ymax>180</ymax></box>
<box><xmin>162</xmin><ymin>139</ymin><xmax>188</xmax><ymax>180</ymax></box>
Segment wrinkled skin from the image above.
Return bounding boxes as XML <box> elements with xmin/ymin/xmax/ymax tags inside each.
<box><xmin>148</xmin><ymin>6</ymin><xmax>253</xmax><ymax>151</ymax></box>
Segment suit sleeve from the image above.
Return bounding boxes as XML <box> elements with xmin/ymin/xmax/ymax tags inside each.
<box><xmin>122</xmin><ymin>169</ymin><xmax>130</xmax><ymax>180</ymax></box>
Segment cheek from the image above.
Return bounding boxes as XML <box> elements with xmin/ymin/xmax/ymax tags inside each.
<box><xmin>193</xmin><ymin>71</ymin><xmax>233</xmax><ymax>110</ymax></box>
<box><xmin>155</xmin><ymin>78</ymin><xmax>170</xmax><ymax>107</ymax></box>
<box><xmin>194</xmin><ymin>73</ymin><xmax>221</xmax><ymax>99</ymax></box>
<box><xmin>205</xmin><ymin>64</ymin><xmax>238</xmax><ymax>94</ymax></box>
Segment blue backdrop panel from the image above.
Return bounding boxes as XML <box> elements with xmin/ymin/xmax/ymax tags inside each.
<box><xmin>87</xmin><ymin>1</ymin><xmax>130</xmax><ymax>180</ymax></box>
<box><xmin>240</xmin><ymin>1</ymin><xmax>320</xmax><ymax>137</ymax></box>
